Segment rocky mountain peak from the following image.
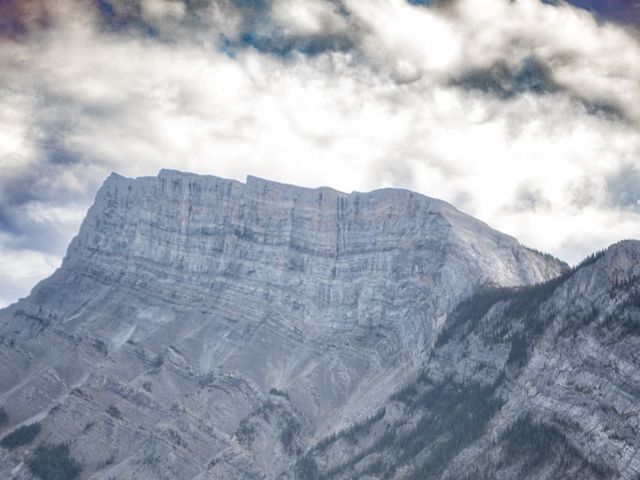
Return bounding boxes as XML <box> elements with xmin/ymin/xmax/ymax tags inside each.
<box><xmin>37</xmin><ymin>169</ymin><xmax>566</xmax><ymax>337</ymax></box>
<box><xmin>558</xmin><ymin>239</ymin><xmax>640</xmax><ymax>300</ymax></box>
<box><xmin>0</xmin><ymin>171</ymin><xmax>574</xmax><ymax>480</ymax></box>
<box><xmin>594</xmin><ymin>239</ymin><xmax>640</xmax><ymax>278</ymax></box>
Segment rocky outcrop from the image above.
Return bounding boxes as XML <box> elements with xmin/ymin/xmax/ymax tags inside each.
<box><xmin>0</xmin><ymin>170</ymin><xmax>570</xmax><ymax>479</ymax></box>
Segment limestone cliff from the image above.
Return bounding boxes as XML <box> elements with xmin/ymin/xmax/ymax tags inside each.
<box><xmin>0</xmin><ymin>170</ymin><xmax>570</xmax><ymax>479</ymax></box>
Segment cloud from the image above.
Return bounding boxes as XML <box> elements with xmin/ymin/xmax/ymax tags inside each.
<box><xmin>452</xmin><ymin>56</ymin><xmax>556</xmax><ymax>99</ymax></box>
<box><xmin>606</xmin><ymin>165</ymin><xmax>640</xmax><ymax>212</ymax></box>
<box><xmin>0</xmin><ymin>242</ymin><xmax>60</xmax><ymax>309</ymax></box>
<box><xmin>1</xmin><ymin>0</ymin><xmax>640</xmax><ymax>307</ymax></box>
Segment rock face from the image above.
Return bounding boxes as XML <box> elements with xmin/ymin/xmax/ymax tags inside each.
<box><xmin>300</xmin><ymin>241</ymin><xmax>640</xmax><ymax>480</ymax></box>
<box><xmin>0</xmin><ymin>169</ymin><xmax>609</xmax><ymax>480</ymax></box>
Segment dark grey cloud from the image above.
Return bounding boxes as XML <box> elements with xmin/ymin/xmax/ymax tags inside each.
<box><xmin>452</xmin><ymin>56</ymin><xmax>556</xmax><ymax>99</ymax></box>
<box><xmin>606</xmin><ymin>165</ymin><xmax>640</xmax><ymax>212</ymax></box>
<box><xmin>449</xmin><ymin>54</ymin><xmax>629</xmax><ymax>125</ymax></box>
<box><xmin>89</xmin><ymin>0</ymin><xmax>356</xmax><ymax>56</ymax></box>
<box><xmin>568</xmin><ymin>177</ymin><xmax>599</xmax><ymax>209</ymax></box>
<box><xmin>0</xmin><ymin>0</ymin><xmax>51</xmax><ymax>41</ymax></box>
<box><xmin>512</xmin><ymin>185</ymin><xmax>551</xmax><ymax>213</ymax></box>
<box><xmin>0</xmin><ymin>163</ymin><xmax>95</xmax><ymax>254</ymax></box>
<box><xmin>0</xmin><ymin>84</ymin><xmax>112</xmax><ymax>253</ymax></box>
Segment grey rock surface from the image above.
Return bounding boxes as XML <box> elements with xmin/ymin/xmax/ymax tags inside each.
<box><xmin>0</xmin><ymin>170</ymin><xmax>577</xmax><ymax>479</ymax></box>
<box><xmin>304</xmin><ymin>241</ymin><xmax>640</xmax><ymax>480</ymax></box>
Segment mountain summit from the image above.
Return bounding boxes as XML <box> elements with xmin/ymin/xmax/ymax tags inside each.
<box><xmin>3</xmin><ymin>171</ymin><xmax>635</xmax><ymax>480</ymax></box>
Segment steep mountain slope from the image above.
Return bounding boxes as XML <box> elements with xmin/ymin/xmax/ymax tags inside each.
<box><xmin>302</xmin><ymin>240</ymin><xmax>640</xmax><ymax>480</ymax></box>
<box><xmin>0</xmin><ymin>170</ymin><xmax>565</xmax><ymax>479</ymax></box>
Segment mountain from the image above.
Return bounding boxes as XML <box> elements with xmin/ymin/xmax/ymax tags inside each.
<box><xmin>3</xmin><ymin>169</ymin><xmax>633</xmax><ymax>480</ymax></box>
<box><xmin>297</xmin><ymin>240</ymin><xmax>640</xmax><ymax>479</ymax></box>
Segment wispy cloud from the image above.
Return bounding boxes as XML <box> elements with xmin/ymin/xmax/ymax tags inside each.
<box><xmin>1</xmin><ymin>0</ymin><xmax>639</xmax><ymax>306</ymax></box>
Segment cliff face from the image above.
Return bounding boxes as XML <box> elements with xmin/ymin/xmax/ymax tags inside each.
<box><xmin>302</xmin><ymin>241</ymin><xmax>640</xmax><ymax>480</ymax></box>
<box><xmin>0</xmin><ymin>170</ymin><xmax>568</xmax><ymax>479</ymax></box>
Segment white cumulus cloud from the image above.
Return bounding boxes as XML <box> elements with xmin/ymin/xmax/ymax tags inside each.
<box><xmin>0</xmin><ymin>0</ymin><xmax>639</xmax><ymax>307</ymax></box>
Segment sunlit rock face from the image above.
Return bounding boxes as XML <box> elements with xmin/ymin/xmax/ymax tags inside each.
<box><xmin>0</xmin><ymin>170</ymin><xmax>566</xmax><ymax>479</ymax></box>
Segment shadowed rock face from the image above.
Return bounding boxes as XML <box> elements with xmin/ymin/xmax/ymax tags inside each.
<box><xmin>0</xmin><ymin>170</ymin><xmax>566</xmax><ymax>479</ymax></box>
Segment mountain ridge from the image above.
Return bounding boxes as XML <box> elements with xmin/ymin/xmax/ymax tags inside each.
<box><xmin>1</xmin><ymin>170</ymin><xmax>631</xmax><ymax>480</ymax></box>
<box><xmin>296</xmin><ymin>238</ymin><xmax>640</xmax><ymax>479</ymax></box>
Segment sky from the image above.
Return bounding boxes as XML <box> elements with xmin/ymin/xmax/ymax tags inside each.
<box><xmin>1</xmin><ymin>0</ymin><xmax>640</xmax><ymax>307</ymax></box>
